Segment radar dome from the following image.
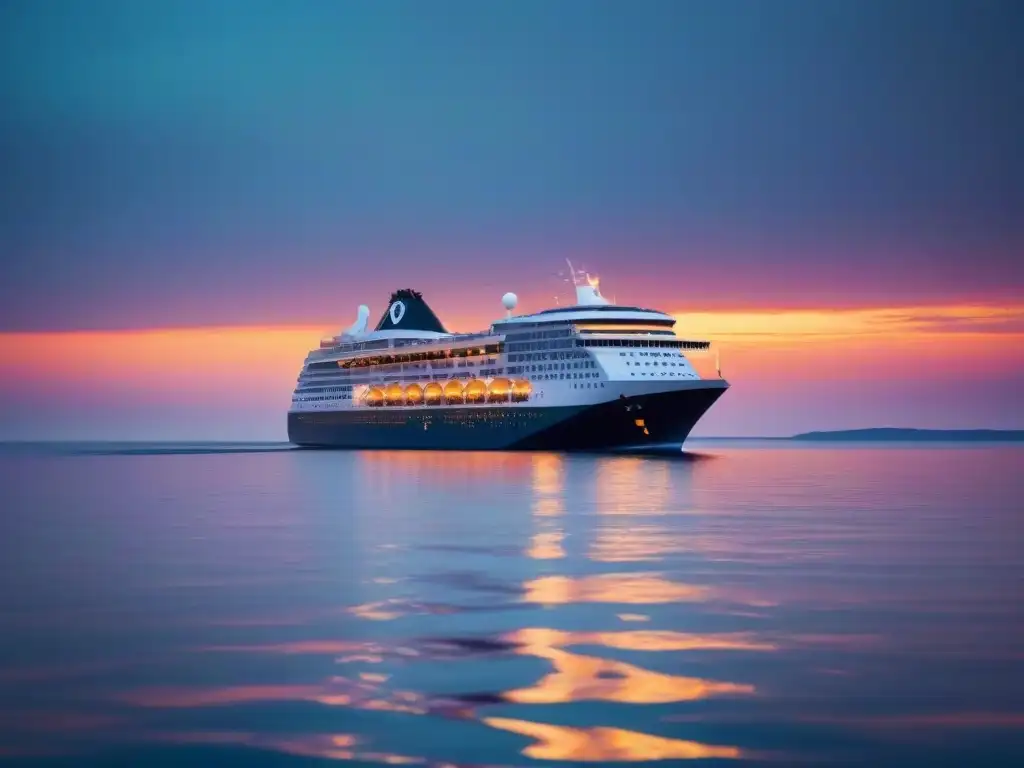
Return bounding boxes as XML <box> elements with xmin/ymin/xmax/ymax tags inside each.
<box><xmin>502</xmin><ymin>292</ymin><xmax>518</xmax><ymax>311</ymax></box>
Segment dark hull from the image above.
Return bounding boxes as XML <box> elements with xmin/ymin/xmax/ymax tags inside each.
<box><xmin>288</xmin><ymin>384</ymin><xmax>727</xmax><ymax>451</ymax></box>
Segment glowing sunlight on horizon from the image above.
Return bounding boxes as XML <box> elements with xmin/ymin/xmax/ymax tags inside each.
<box><xmin>1</xmin><ymin>302</ymin><xmax>1020</xmax><ymax>439</ymax></box>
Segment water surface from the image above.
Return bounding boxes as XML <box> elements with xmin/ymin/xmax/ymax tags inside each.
<box><xmin>1</xmin><ymin>442</ymin><xmax>1021</xmax><ymax>766</ymax></box>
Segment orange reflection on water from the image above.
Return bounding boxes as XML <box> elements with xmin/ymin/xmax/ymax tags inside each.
<box><xmin>589</xmin><ymin>458</ymin><xmax>687</xmax><ymax>562</ymax></box>
<box><xmin>528</xmin><ymin>531</ymin><xmax>565</xmax><ymax>560</ymax></box>
<box><xmin>595</xmin><ymin>458</ymin><xmax>673</xmax><ymax>515</ymax></box>
<box><xmin>502</xmin><ymin>627</ymin><xmax>755</xmax><ymax>705</ymax></box>
<box><xmin>590</xmin><ymin>526</ymin><xmax>679</xmax><ymax>563</ymax></box>
<box><xmin>349</xmin><ymin>601</ymin><xmax>404</xmax><ymax>621</ymax></box>
<box><xmin>529</xmin><ymin>454</ymin><xmax>566</xmax><ymax>559</ymax></box>
<box><xmin>483</xmin><ymin>717</ymin><xmax>742</xmax><ymax>762</ymax></box>
<box><xmin>369</xmin><ymin>755</ymin><xmax>424</xmax><ymax>765</ymax></box>
<box><xmin>357</xmin><ymin>450</ymin><xmax>533</xmax><ymax>488</ymax></box>
<box><xmin>509</xmin><ymin>627</ymin><xmax>776</xmax><ymax>653</ymax></box>
<box><xmin>522</xmin><ymin>573</ymin><xmax>713</xmax><ymax>605</ymax></box>
<box><xmin>531</xmin><ymin>454</ymin><xmax>564</xmax><ymax>509</ymax></box>
<box><xmin>532</xmin><ymin>498</ymin><xmax>562</xmax><ymax>517</ymax></box>
<box><xmin>348</xmin><ymin>598</ymin><xmax>460</xmax><ymax>622</ymax></box>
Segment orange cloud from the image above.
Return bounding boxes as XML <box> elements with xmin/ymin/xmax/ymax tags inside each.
<box><xmin>674</xmin><ymin>304</ymin><xmax>1024</xmax><ymax>342</ymax></box>
<box><xmin>0</xmin><ymin>325</ymin><xmax>320</xmax><ymax>404</ymax></box>
<box><xmin>672</xmin><ymin>304</ymin><xmax>1024</xmax><ymax>383</ymax></box>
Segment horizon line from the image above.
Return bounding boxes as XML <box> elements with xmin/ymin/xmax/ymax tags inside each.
<box><xmin>3</xmin><ymin>428</ymin><xmax>1022</xmax><ymax>446</ymax></box>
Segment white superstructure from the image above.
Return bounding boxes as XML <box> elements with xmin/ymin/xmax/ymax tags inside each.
<box><xmin>289</xmin><ymin>266</ymin><xmax>720</xmax><ymax>415</ymax></box>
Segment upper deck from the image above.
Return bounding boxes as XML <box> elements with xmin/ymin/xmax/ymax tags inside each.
<box><xmin>306</xmin><ymin>331</ymin><xmax>503</xmax><ymax>370</ymax></box>
<box><xmin>301</xmin><ymin>270</ymin><xmax>712</xmax><ymax>373</ymax></box>
<box><xmin>492</xmin><ymin>304</ymin><xmax>675</xmax><ymax>329</ymax></box>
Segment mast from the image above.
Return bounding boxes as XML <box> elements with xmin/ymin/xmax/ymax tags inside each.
<box><xmin>565</xmin><ymin>258</ymin><xmax>579</xmax><ymax>287</ymax></box>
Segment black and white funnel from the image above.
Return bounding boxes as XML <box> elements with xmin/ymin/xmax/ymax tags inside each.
<box><xmin>373</xmin><ymin>289</ymin><xmax>449</xmax><ymax>334</ymax></box>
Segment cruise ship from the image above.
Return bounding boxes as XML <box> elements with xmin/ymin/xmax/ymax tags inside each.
<box><xmin>287</xmin><ymin>267</ymin><xmax>728</xmax><ymax>450</ymax></box>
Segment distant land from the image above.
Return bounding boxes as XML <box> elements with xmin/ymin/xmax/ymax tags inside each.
<box><xmin>790</xmin><ymin>428</ymin><xmax>1024</xmax><ymax>442</ymax></box>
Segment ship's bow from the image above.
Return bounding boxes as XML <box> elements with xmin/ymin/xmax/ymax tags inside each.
<box><xmin>513</xmin><ymin>380</ymin><xmax>728</xmax><ymax>451</ymax></box>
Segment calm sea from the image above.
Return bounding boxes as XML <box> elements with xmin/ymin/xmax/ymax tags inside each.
<box><xmin>1</xmin><ymin>442</ymin><xmax>1021</xmax><ymax>766</ymax></box>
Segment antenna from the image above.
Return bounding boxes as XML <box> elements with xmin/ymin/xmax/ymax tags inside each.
<box><xmin>565</xmin><ymin>258</ymin><xmax>579</xmax><ymax>287</ymax></box>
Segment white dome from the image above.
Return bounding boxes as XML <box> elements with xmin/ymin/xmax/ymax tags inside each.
<box><xmin>502</xmin><ymin>292</ymin><xmax>518</xmax><ymax>311</ymax></box>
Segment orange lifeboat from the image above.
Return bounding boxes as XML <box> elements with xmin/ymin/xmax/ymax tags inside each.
<box><xmin>487</xmin><ymin>377</ymin><xmax>511</xmax><ymax>403</ymax></box>
<box><xmin>424</xmin><ymin>382</ymin><xmax>443</xmax><ymax>406</ymax></box>
<box><xmin>364</xmin><ymin>386</ymin><xmax>384</xmax><ymax>407</ymax></box>
<box><xmin>405</xmin><ymin>383</ymin><xmax>423</xmax><ymax>405</ymax></box>
<box><xmin>465</xmin><ymin>379</ymin><xmax>487</xmax><ymax>404</ymax></box>
<box><xmin>384</xmin><ymin>383</ymin><xmax>404</xmax><ymax>405</ymax></box>
<box><xmin>443</xmin><ymin>380</ymin><xmax>465</xmax><ymax>405</ymax></box>
<box><xmin>511</xmin><ymin>379</ymin><xmax>531</xmax><ymax>402</ymax></box>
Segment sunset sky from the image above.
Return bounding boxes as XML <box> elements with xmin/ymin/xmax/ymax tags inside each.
<box><xmin>1</xmin><ymin>0</ymin><xmax>1021</xmax><ymax>439</ymax></box>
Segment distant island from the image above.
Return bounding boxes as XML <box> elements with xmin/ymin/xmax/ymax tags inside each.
<box><xmin>790</xmin><ymin>428</ymin><xmax>1024</xmax><ymax>442</ymax></box>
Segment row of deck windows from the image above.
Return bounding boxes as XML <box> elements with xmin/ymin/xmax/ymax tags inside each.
<box><xmin>579</xmin><ymin>338</ymin><xmax>709</xmax><ymax>349</ymax></box>
<box><xmin>505</xmin><ymin>339</ymin><xmax>576</xmax><ymax>353</ymax></box>
<box><xmin>508</xmin><ymin>350</ymin><xmax>586</xmax><ymax>363</ymax></box>
<box><xmin>307</xmin><ymin>343</ymin><xmax>503</xmax><ymax>371</ymax></box>
<box><xmin>626</xmin><ymin>361</ymin><xmax>686</xmax><ymax>367</ymax></box>
<box><xmin>296</xmin><ymin>385</ymin><xmax>353</xmax><ymax>395</ymax></box>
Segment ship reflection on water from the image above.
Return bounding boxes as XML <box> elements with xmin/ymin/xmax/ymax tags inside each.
<box><xmin>0</xmin><ymin>444</ymin><xmax>1022</xmax><ymax>765</ymax></box>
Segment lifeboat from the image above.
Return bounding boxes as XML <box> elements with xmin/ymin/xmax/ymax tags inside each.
<box><xmin>487</xmin><ymin>377</ymin><xmax>511</xmax><ymax>403</ymax></box>
<box><xmin>405</xmin><ymin>383</ymin><xmax>423</xmax><ymax>405</ymax></box>
<box><xmin>443</xmin><ymin>380</ymin><xmax>465</xmax><ymax>404</ymax></box>
<box><xmin>384</xmin><ymin>383</ymin><xmax>404</xmax><ymax>405</ymax></box>
<box><xmin>511</xmin><ymin>379</ymin><xmax>531</xmax><ymax>402</ymax></box>
<box><xmin>465</xmin><ymin>379</ymin><xmax>487</xmax><ymax>404</ymax></box>
<box><xmin>424</xmin><ymin>382</ymin><xmax>443</xmax><ymax>406</ymax></box>
<box><xmin>364</xmin><ymin>386</ymin><xmax>384</xmax><ymax>407</ymax></box>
